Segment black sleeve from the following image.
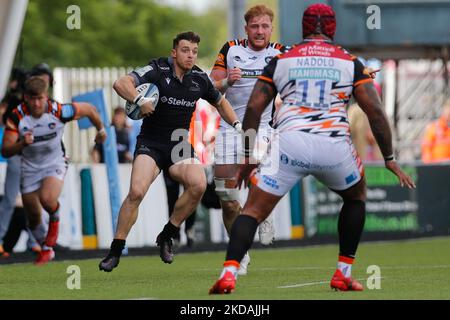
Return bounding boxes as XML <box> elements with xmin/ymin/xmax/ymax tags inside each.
<box><xmin>2</xmin><ymin>95</ymin><xmax>21</xmax><ymax>124</ymax></box>
<box><xmin>202</xmin><ymin>75</ymin><xmax>222</xmax><ymax>105</ymax></box>
<box><xmin>273</xmin><ymin>42</ymin><xmax>291</xmax><ymax>54</ymax></box>
<box><xmin>4</xmin><ymin>108</ymin><xmax>20</xmax><ymax>134</ymax></box>
<box><xmin>353</xmin><ymin>58</ymin><xmax>373</xmax><ymax>88</ymax></box>
<box><xmin>258</xmin><ymin>56</ymin><xmax>279</xmax><ymax>89</ymax></box>
<box><xmin>279</xmin><ymin>44</ymin><xmax>291</xmax><ymax>54</ymax></box>
<box><xmin>129</xmin><ymin>60</ymin><xmax>159</xmax><ymax>86</ymax></box>
<box><xmin>212</xmin><ymin>42</ymin><xmax>231</xmax><ymax>71</ymax></box>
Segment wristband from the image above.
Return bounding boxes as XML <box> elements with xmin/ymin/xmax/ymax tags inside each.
<box><xmin>233</xmin><ymin>121</ymin><xmax>243</xmax><ymax>134</ymax></box>
<box><xmin>221</xmin><ymin>78</ymin><xmax>229</xmax><ymax>91</ymax></box>
<box><xmin>384</xmin><ymin>154</ymin><xmax>395</xmax><ymax>162</ymax></box>
<box><xmin>239</xmin><ymin>148</ymin><xmax>251</xmax><ymax>158</ymax></box>
<box><xmin>98</xmin><ymin>127</ymin><xmax>106</xmax><ymax>135</ymax></box>
<box><xmin>133</xmin><ymin>94</ymin><xmax>142</xmax><ymax>104</ymax></box>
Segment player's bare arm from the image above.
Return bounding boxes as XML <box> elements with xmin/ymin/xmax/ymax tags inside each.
<box><xmin>210</xmin><ymin>67</ymin><xmax>242</xmax><ymax>94</ymax></box>
<box><xmin>353</xmin><ymin>82</ymin><xmax>393</xmax><ymax>157</ymax></box>
<box><xmin>354</xmin><ymin>82</ymin><xmax>416</xmax><ymax>189</ymax></box>
<box><xmin>1</xmin><ymin>130</ymin><xmax>31</xmax><ymax>158</ymax></box>
<box><xmin>242</xmin><ymin>80</ymin><xmax>276</xmax><ymax>132</ymax></box>
<box><xmin>236</xmin><ymin>80</ymin><xmax>276</xmax><ymax>188</ymax></box>
<box><xmin>113</xmin><ymin>75</ymin><xmax>154</xmax><ymax>116</ymax></box>
<box><xmin>74</xmin><ymin>102</ymin><xmax>107</xmax><ymax>144</ymax></box>
<box><xmin>212</xmin><ymin>96</ymin><xmax>241</xmax><ymax>130</ymax></box>
<box><xmin>113</xmin><ymin>75</ymin><xmax>139</xmax><ymax>102</ymax></box>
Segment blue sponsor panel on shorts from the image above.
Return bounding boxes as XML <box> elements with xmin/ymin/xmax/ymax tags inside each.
<box><xmin>262</xmin><ymin>175</ymin><xmax>280</xmax><ymax>190</ymax></box>
<box><xmin>345</xmin><ymin>171</ymin><xmax>358</xmax><ymax>184</ymax></box>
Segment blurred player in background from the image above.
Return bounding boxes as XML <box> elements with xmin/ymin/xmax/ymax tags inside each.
<box><xmin>210</xmin><ymin>4</ymin><xmax>288</xmax><ymax>275</ymax></box>
<box><xmin>1</xmin><ymin>77</ymin><xmax>106</xmax><ymax>265</ymax></box>
<box><xmin>421</xmin><ymin>100</ymin><xmax>450</xmax><ymax>163</ymax></box>
<box><xmin>99</xmin><ymin>31</ymin><xmax>242</xmax><ymax>272</ymax></box>
<box><xmin>92</xmin><ymin>106</ymin><xmax>133</xmax><ymax>163</ymax></box>
<box><xmin>210</xmin><ymin>3</ymin><xmax>415</xmax><ymax>294</ymax></box>
<box><xmin>0</xmin><ymin>65</ymin><xmax>54</xmax><ymax>257</ymax></box>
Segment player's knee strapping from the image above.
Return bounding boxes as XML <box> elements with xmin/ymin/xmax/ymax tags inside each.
<box><xmin>214</xmin><ymin>177</ymin><xmax>240</xmax><ymax>201</ymax></box>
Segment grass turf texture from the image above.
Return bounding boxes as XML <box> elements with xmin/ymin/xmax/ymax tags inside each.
<box><xmin>1</xmin><ymin>237</ymin><xmax>449</xmax><ymax>300</ymax></box>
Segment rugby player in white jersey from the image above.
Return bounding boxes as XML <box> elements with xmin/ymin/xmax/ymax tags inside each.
<box><xmin>210</xmin><ymin>5</ymin><xmax>288</xmax><ymax>275</ymax></box>
<box><xmin>209</xmin><ymin>3</ymin><xmax>415</xmax><ymax>294</ymax></box>
<box><xmin>1</xmin><ymin>77</ymin><xmax>106</xmax><ymax>265</ymax></box>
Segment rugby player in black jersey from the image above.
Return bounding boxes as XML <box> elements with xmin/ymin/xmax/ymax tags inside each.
<box><xmin>99</xmin><ymin>31</ymin><xmax>242</xmax><ymax>271</ymax></box>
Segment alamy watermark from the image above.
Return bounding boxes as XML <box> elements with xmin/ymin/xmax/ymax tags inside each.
<box><xmin>366</xmin><ymin>5</ymin><xmax>381</xmax><ymax>30</ymax></box>
<box><xmin>66</xmin><ymin>265</ymin><xmax>81</xmax><ymax>290</ymax></box>
<box><xmin>66</xmin><ymin>5</ymin><xmax>81</xmax><ymax>30</ymax></box>
<box><xmin>366</xmin><ymin>265</ymin><xmax>382</xmax><ymax>290</ymax></box>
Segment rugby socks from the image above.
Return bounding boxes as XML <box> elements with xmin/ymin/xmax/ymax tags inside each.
<box><xmin>48</xmin><ymin>202</ymin><xmax>60</xmax><ymax>222</ymax></box>
<box><xmin>337</xmin><ymin>256</ymin><xmax>354</xmax><ymax>278</ymax></box>
<box><xmin>225</xmin><ymin>215</ymin><xmax>258</xmax><ymax>265</ymax></box>
<box><xmin>337</xmin><ymin>199</ymin><xmax>366</xmax><ymax>277</ymax></box>
<box><xmin>110</xmin><ymin>239</ymin><xmax>126</xmax><ymax>257</ymax></box>
<box><xmin>220</xmin><ymin>260</ymin><xmax>240</xmax><ymax>279</ymax></box>
<box><xmin>160</xmin><ymin>221</ymin><xmax>180</xmax><ymax>240</ymax></box>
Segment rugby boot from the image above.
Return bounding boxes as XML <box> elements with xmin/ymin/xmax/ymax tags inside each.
<box><xmin>330</xmin><ymin>269</ymin><xmax>364</xmax><ymax>291</ymax></box>
<box><xmin>237</xmin><ymin>252</ymin><xmax>250</xmax><ymax>276</ymax></box>
<box><xmin>258</xmin><ymin>215</ymin><xmax>275</xmax><ymax>245</ymax></box>
<box><xmin>0</xmin><ymin>244</ymin><xmax>10</xmax><ymax>258</ymax></box>
<box><xmin>34</xmin><ymin>249</ymin><xmax>55</xmax><ymax>266</ymax></box>
<box><xmin>156</xmin><ymin>233</ymin><xmax>174</xmax><ymax>264</ymax></box>
<box><xmin>99</xmin><ymin>253</ymin><xmax>120</xmax><ymax>272</ymax></box>
<box><xmin>209</xmin><ymin>271</ymin><xmax>236</xmax><ymax>294</ymax></box>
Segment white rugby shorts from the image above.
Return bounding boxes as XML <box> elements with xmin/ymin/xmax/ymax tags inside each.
<box><xmin>253</xmin><ymin>131</ymin><xmax>364</xmax><ymax>196</ymax></box>
<box><xmin>214</xmin><ymin>128</ymin><xmax>272</xmax><ymax>165</ymax></box>
<box><xmin>21</xmin><ymin>163</ymin><xmax>68</xmax><ymax>194</ymax></box>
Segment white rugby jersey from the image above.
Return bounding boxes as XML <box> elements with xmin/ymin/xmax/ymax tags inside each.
<box><xmin>259</xmin><ymin>38</ymin><xmax>372</xmax><ymax>139</ymax></box>
<box><xmin>5</xmin><ymin>100</ymin><xmax>78</xmax><ymax>172</ymax></box>
<box><xmin>213</xmin><ymin>39</ymin><xmax>288</xmax><ymax>130</ymax></box>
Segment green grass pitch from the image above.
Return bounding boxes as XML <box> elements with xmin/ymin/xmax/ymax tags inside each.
<box><xmin>1</xmin><ymin>237</ymin><xmax>449</xmax><ymax>300</ymax></box>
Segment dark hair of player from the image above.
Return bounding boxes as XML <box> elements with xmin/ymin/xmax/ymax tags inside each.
<box><xmin>172</xmin><ymin>31</ymin><xmax>201</xmax><ymax>49</ymax></box>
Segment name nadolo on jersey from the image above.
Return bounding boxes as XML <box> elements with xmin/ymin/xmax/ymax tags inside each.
<box><xmin>296</xmin><ymin>57</ymin><xmax>335</xmax><ymax>67</ymax></box>
<box><xmin>160</xmin><ymin>96</ymin><xmax>195</xmax><ymax>107</ymax></box>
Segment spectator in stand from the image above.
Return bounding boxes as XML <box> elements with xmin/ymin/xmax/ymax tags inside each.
<box><xmin>92</xmin><ymin>106</ymin><xmax>132</xmax><ymax>163</ymax></box>
<box><xmin>421</xmin><ymin>100</ymin><xmax>450</xmax><ymax>163</ymax></box>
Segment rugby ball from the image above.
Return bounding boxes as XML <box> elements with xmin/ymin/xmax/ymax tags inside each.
<box><xmin>125</xmin><ymin>83</ymin><xmax>159</xmax><ymax>120</ymax></box>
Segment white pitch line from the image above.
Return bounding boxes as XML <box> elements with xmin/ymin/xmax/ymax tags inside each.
<box><xmin>278</xmin><ymin>280</ymin><xmax>329</xmax><ymax>288</ymax></box>
<box><xmin>199</xmin><ymin>265</ymin><xmax>450</xmax><ymax>272</ymax></box>
<box><xmin>278</xmin><ymin>277</ymin><xmax>383</xmax><ymax>289</ymax></box>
